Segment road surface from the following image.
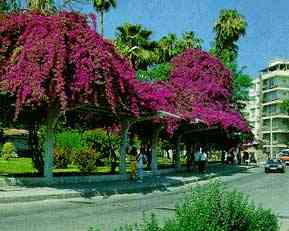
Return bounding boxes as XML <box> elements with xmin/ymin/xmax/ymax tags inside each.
<box><xmin>0</xmin><ymin>168</ymin><xmax>288</xmax><ymax>231</ymax></box>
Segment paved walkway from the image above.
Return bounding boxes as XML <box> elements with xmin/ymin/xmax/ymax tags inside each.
<box><xmin>0</xmin><ymin>164</ymin><xmax>256</xmax><ymax>204</ymax></box>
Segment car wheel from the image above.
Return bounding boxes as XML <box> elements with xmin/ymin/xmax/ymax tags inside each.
<box><xmin>265</xmin><ymin>169</ymin><xmax>269</xmax><ymax>173</ymax></box>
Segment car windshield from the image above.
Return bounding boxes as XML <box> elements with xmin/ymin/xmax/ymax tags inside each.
<box><xmin>267</xmin><ymin>159</ymin><xmax>281</xmax><ymax>164</ymax></box>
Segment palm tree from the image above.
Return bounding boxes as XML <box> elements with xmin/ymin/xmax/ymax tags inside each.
<box><xmin>115</xmin><ymin>23</ymin><xmax>158</xmax><ymax>70</ymax></box>
<box><xmin>0</xmin><ymin>0</ymin><xmax>20</xmax><ymax>13</ymax></box>
<box><xmin>90</xmin><ymin>0</ymin><xmax>116</xmax><ymax>35</ymax></box>
<box><xmin>213</xmin><ymin>9</ymin><xmax>247</xmax><ymax>63</ymax></box>
<box><xmin>213</xmin><ymin>9</ymin><xmax>250</xmax><ymax>111</ymax></box>
<box><xmin>176</xmin><ymin>31</ymin><xmax>202</xmax><ymax>51</ymax></box>
<box><xmin>157</xmin><ymin>32</ymin><xmax>202</xmax><ymax>63</ymax></box>
<box><xmin>157</xmin><ymin>33</ymin><xmax>177</xmax><ymax>63</ymax></box>
<box><xmin>26</xmin><ymin>0</ymin><xmax>55</xmax><ymax>12</ymax></box>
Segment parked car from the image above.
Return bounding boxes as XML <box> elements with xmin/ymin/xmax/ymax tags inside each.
<box><xmin>278</xmin><ymin>149</ymin><xmax>289</xmax><ymax>165</ymax></box>
<box><xmin>264</xmin><ymin>159</ymin><xmax>285</xmax><ymax>173</ymax></box>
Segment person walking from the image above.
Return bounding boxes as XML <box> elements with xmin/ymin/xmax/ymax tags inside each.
<box><xmin>194</xmin><ymin>146</ymin><xmax>203</xmax><ymax>173</ymax></box>
<box><xmin>136</xmin><ymin>147</ymin><xmax>147</xmax><ymax>183</ymax></box>
<box><xmin>129</xmin><ymin>146</ymin><xmax>137</xmax><ymax>180</ymax></box>
<box><xmin>199</xmin><ymin>148</ymin><xmax>207</xmax><ymax>173</ymax></box>
<box><xmin>201</xmin><ymin>149</ymin><xmax>208</xmax><ymax>173</ymax></box>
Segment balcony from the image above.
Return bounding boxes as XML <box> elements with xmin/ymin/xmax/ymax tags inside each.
<box><xmin>262</xmin><ymin>83</ymin><xmax>279</xmax><ymax>91</ymax></box>
<box><xmin>262</xmin><ymin>111</ymin><xmax>288</xmax><ymax>117</ymax></box>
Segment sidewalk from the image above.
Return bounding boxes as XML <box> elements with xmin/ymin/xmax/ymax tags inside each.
<box><xmin>0</xmin><ymin>165</ymin><xmax>257</xmax><ymax>204</ymax></box>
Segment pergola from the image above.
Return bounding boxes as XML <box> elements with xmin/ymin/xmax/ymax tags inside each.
<box><xmin>0</xmin><ymin>12</ymin><xmax>250</xmax><ymax>182</ymax></box>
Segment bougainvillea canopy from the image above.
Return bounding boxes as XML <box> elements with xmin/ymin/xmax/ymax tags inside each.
<box><xmin>0</xmin><ymin>11</ymin><xmax>173</xmax><ymax>120</ymax></box>
<box><xmin>0</xmin><ymin>11</ymin><xmax>248</xmax><ymax>135</ymax></box>
<box><xmin>165</xmin><ymin>48</ymin><xmax>249</xmax><ymax>133</ymax></box>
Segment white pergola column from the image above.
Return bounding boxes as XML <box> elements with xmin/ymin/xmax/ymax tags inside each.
<box><xmin>43</xmin><ymin>108</ymin><xmax>58</xmax><ymax>184</ymax></box>
<box><xmin>119</xmin><ymin>120</ymin><xmax>130</xmax><ymax>176</ymax></box>
<box><xmin>151</xmin><ymin>127</ymin><xmax>161</xmax><ymax>175</ymax></box>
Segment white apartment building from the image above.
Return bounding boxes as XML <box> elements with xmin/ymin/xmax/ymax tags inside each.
<box><xmin>246</xmin><ymin>77</ymin><xmax>261</xmax><ymax>140</ymax></box>
<box><xmin>246</xmin><ymin>59</ymin><xmax>289</xmax><ymax>158</ymax></box>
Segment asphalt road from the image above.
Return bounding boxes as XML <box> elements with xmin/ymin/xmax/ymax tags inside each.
<box><xmin>0</xmin><ymin>168</ymin><xmax>288</xmax><ymax>231</ymax></box>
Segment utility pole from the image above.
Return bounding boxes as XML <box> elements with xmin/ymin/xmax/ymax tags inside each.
<box><xmin>270</xmin><ymin>116</ymin><xmax>273</xmax><ymax>158</ymax></box>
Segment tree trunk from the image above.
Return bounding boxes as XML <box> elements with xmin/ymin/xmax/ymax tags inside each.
<box><xmin>100</xmin><ymin>11</ymin><xmax>104</xmax><ymax>36</ymax></box>
<box><xmin>43</xmin><ymin>108</ymin><xmax>58</xmax><ymax>183</ymax></box>
<box><xmin>175</xmin><ymin>135</ymin><xmax>182</xmax><ymax>170</ymax></box>
<box><xmin>151</xmin><ymin>127</ymin><xmax>161</xmax><ymax>175</ymax></box>
<box><xmin>119</xmin><ymin>120</ymin><xmax>130</xmax><ymax>176</ymax></box>
<box><xmin>29</xmin><ymin>122</ymin><xmax>44</xmax><ymax>176</ymax></box>
<box><xmin>107</xmin><ymin>129</ymin><xmax>117</xmax><ymax>174</ymax></box>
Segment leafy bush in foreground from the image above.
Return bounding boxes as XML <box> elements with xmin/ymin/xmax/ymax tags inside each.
<box><xmin>111</xmin><ymin>182</ymin><xmax>279</xmax><ymax>231</ymax></box>
<box><xmin>165</xmin><ymin>181</ymin><xmax>279</xmax><ymax>231</ymax></box>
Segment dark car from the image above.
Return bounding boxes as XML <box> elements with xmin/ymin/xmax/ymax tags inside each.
<box><xmin>264</xmin><ymin>159</ymin><xmax>285</xmax><ymax>173</ymax></box>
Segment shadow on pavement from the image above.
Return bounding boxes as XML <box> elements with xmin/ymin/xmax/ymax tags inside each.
<box><xmin>0</xmin><ymin>164</ymin><xmax>256</xmax><ymax>201</ymax></box>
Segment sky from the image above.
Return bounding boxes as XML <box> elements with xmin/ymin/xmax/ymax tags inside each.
<box><xmin>69</xmin><ymin>0</ymin><xmax>289</xmax><ymax>78</ymax></box>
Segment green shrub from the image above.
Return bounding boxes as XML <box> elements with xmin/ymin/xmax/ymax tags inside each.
<box><xmin>111</xmin><ymin>182</ymin><xmax>279</xmax><ymax>231</ymax></box>
<box><xmin>1</xmin><ymin>142</ymin><xmax>16</xmax><ymax>160</ymax></box>
<box><xmin>115</xmin><ymin>214</ymin><xmax>161</xmax><ymax>231</ymax></box>
<box><xmin>55</xmin><ymin>130</ymin><xmax>84</xmax><ymax>153</ymax></box>
<box><xmin>53</xmin><ymin>147</ymin><xmax>70</xmax><ymax>169</ymax></box>
<box><xmin>74</xmin><ymin>148</ymin><xmax>100</xmax><ymax>174</ymax></box>
<box><xmin>82</xmin><ymin>129</ymin><xmax>120</xmax><ymax>157</ymax></box>
<box><xmin>164</xmin><ymin>181</ymin><xmax>279</xmax><ymax>231</ymax></box>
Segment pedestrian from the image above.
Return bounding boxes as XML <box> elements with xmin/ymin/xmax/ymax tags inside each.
<box><xmin>194</xmin><ymin>146</ymin><xmax>201</xmax><ymax>172</ymax></box>
<box><xmin>129</xmin><ymin>146</ymin><xmax>137</xmax><ymax>180</ymax></box>
<box><xmin>145</xmin><ymin>144</ymin><xmax>152</xmax><ymax>169</ymax></box>
<box><xmin>199</xmin><ymin>148</ymin><xmax>207</xmax><ymax>173</ymax></box>
<box><xmin>187</xmin><ymin>147</ymin><xmax>193</xmax><ymax>172</ymax></box>
<box><xmin>136</xmin><ymin>147</ymin><xmax>147</xmax><ymax>183</ymax></box>
<box><xmin>249</xmin><ymin>153</ymin><xmax>257</xmax><ymax>166</ymax></box>
<box><xmin>236</xmin><ymin>146</ymin><xmax>241</xmax><ymax>165</ymax></box>
<box><xmin>202</xmin><ymin>149</ymin><xmax>208</xmax><ymax>173</ymax></box>
<box><xmin>243</xmin><ymin>151</ymin><xmax>249</xmax><ymax>165</ymax></box>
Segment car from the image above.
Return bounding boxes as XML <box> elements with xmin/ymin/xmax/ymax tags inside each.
<box><xmin>278</xmin><ymin>149</ymin><xmax>289</xmax><ymax>165</ymax></box>
<box><xmin>264</xmin><ymin>159</ymin><xmax>285</xmax><ymax>173</ymax></box>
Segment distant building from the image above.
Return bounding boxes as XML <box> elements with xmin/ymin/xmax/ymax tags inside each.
<box><xmin>244</xmin><ymin>77</ymin><xmax>264</xmax><ymax>162</ymax></box>
<box><xmin>245</xmin><ymin>59</ymin><xmax>289</xmax><ymax>159</ymax></box>
<box><xmin>246</xmin><ymin>77</ymin><xmax>261</xmax><ymax>141</ymax></box>
<box><xmin>260</xmin><ymin>59</ymin><xmax>289</xmax><ymax>157</ymax></box>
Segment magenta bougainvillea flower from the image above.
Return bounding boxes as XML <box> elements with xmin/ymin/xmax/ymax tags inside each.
<box><xmin>166</xmin><ymin>48</ymin><xmax>249</xmax><ymax>133</ymax></box>
<box><xmin>0</xmin><ymin>12</ymin><xmax>248</xmax><ymax>135</ymax></box>
<box><xmin>0</xmin><ymin>11</ymin><xmax>172</xmax><ymax>119</ymax></box>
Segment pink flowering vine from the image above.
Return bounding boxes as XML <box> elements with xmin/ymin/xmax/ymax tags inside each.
<box><xmin>0</xmin><ymin>11</ymin><xmax>163</xmax><ymax>119</ymax></box>
<box><xmin>166</xmin><ymin>48</ymin><xmax>249</xmax><ymax>133</ymax></box>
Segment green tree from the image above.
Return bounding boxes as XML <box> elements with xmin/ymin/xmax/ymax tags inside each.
<box><xmin>213</xmin><ymin>9</ymin><xmax>247</xmax><ymax>63</ymax></box>
<box><xmin>137</xmin><ymin>63</ymin><xmax>171</xmax><ymax>82</ymax></box>
<box><xmin>89</xmin><ymin>0</ymin><xmax>116</xmax><ymax>35</ymax></box>
<box><xmin>0</xmin><ymin>0</ymin><xmax>20</xmax><ymax>12</ymax></box>
<box><xmin>115</xmin><ymin>23</ymin><xmax>158</xmax><ymax>70</ymax></box>
<box><xmin>136</xmin><ymin>31</ymin><xmax>202</xmax><ymax>82</ymax></box>
<box><xmin>175</xmin><ymin>31</ymin><xmax>202</xmax><ymax>54</ymax></box>
<box><xmin>157</xmin><ymin>31</ymin><xmax>202</xmax><ymax>63</ymax></box>
<box><xmin>157</xmin><ymin>33</ymin><xmax>178</xmax><ymax>63</ymax></box>
<box><xmin>26</xmin><ymin>0</ymin><xmax>56</xmax><ymax>12</ymax></box>
<box><xmin>212</xmin><ymin>9</ymin><xmax>251</xmax><ymax>111</ymax></box>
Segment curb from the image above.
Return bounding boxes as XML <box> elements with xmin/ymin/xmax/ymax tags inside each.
<box><xmin>0</xmin><ymin>166</ymin><xmax>257</xmax><ymax>204</ymax></box>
